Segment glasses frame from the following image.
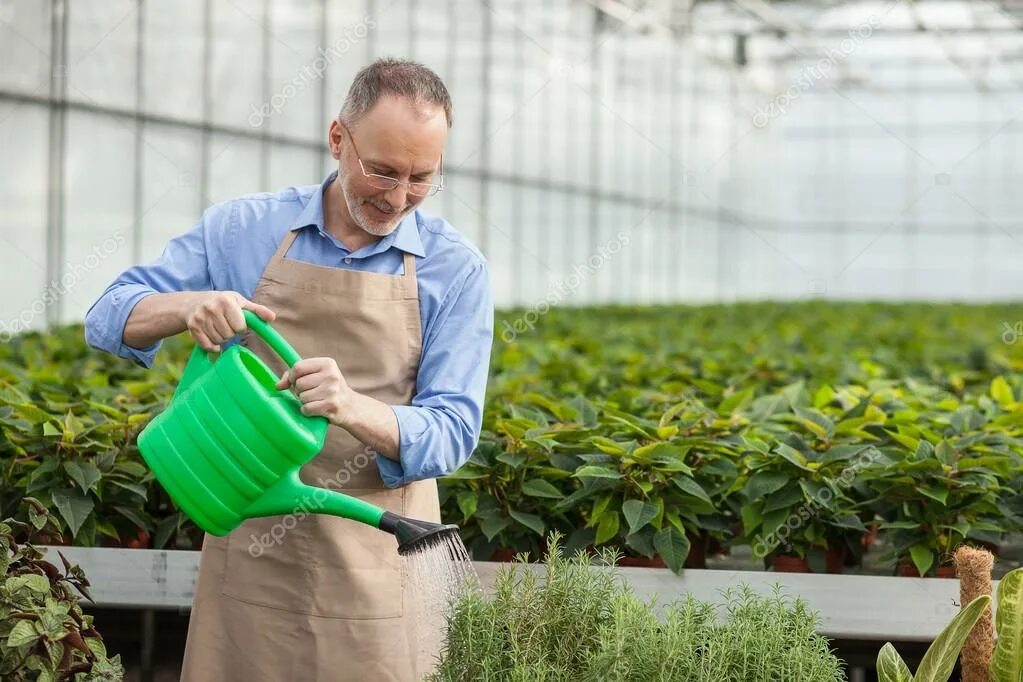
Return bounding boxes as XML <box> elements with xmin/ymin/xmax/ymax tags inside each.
<box><xmin>340</xmin><ymin>124</ymin><xmax>444</xmax><ymax>197</ymax></box>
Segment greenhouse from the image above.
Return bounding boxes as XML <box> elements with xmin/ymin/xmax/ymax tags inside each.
<box><xmin>2</xmin><ymin>0</ymin><xmax>1023</xmax><ymax>680</ymax></box>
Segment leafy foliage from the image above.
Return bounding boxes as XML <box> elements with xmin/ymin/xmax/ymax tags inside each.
<box><xmin>0</xmin><ymin>498</ymin><xmax>123</xmax><ymax>681</ymax></box>
<box><xmin>428</xmin><ymin>533</ymin><xmax>846</xmax><ymax>681</ymax></box>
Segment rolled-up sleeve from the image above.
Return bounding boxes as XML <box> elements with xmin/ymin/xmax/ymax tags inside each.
<box><xmin>84</xmin><ymin>204</ymin><xmax>225</xmax><ymax>368</ymax></box>
<box><xmin>377</xmin><ymin>260</ymin><xmax>494</xmax><ymax>487</ymax></box>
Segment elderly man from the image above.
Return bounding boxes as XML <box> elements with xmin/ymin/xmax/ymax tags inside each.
<box><xmin>84</xmin><ymin>59</ymin><xmax>493</xmax><ymax>680</ymax></box>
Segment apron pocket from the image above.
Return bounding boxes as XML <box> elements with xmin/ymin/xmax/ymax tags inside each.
<box><xmin>221</xmin><ymin>488</ymin><xmax>406</xmax><ymax>620</ymax></box>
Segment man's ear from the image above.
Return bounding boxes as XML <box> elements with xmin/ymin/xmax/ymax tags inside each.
<box><xmin>328</xmin><ymin>121</ymin><xmax>343</xmax><ymax>160</ymax></box>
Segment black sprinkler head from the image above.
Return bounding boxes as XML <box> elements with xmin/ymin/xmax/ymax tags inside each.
<box><xmin>379</xmin><ymin>511</ymin><xmax>461</xmax><ymax>555</ymax></box>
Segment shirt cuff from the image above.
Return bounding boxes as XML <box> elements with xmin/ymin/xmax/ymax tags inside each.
<box><xmin>375</xmin><ymin>405</ymin><xmax>432</xmax><ymax>488</ymax></box>
<box><xmin>112</xmin><ymin>289</ymin><xmax>163</xmax><ymax>368</ymax></box>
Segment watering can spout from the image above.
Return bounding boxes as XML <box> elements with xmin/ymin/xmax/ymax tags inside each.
<box><xmin>378</xmin><ymin>511</ymin><xmax>461</xmax><ymax>556</ymax></box>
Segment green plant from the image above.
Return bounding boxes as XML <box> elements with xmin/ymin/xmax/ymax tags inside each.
<box><xmin>876</xmin><ymin>595</ymin><xmax>991</xmax><ymax>682</ymax></box>
<box><xmin>990</xmin><ymin>567</ymin><xmax>1023</xmax><ymax>682</ymax></box>
<box><xmin>429</xmin><ymin>532</ymin><xmax>846</xmax><ymax>681</ymax></box>
<box><xmin>0</xmin><ymin>498</ymin><xmax>124</xmax><ymax>680</ymax></box>
<box><xmin>859</xmin><ymin>380</ymin><xmax>1021</xmax><ymax>576</ymax></box>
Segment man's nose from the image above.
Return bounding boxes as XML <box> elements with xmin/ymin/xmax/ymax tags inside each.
<box><xmin>383</xmin><ymin>184</ymin><xmax>408</xmax><ymax>210</ymax></box>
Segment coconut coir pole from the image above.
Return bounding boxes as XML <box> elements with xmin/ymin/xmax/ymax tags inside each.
<box><xmin>954</xmin><ymin>545</ymin><xmax>995</xmax><ymax>682</ymax></box>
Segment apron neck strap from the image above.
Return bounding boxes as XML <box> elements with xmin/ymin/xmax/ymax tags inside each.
<box><xmin>273</xmin><ymin>227</ymin><xmax>418</xmax><ymax>295</ymax></box>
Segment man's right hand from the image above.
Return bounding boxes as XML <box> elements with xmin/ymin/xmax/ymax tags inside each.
<box><xmin>184</xmin><ymin>291</ymin><xmax>276</xmax><ymax>352</ymax></box>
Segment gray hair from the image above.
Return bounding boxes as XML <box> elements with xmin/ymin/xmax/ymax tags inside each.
<box><xmin>338</xmin><ymin>58</ymin><xmax>452</xmax><ymax>128</ymax></box>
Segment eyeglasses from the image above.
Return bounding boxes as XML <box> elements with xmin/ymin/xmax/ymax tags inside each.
<box><xmin>340</xmin><ymin>124</ymin><xmax>444</xmax><ymax>197</ymax></box>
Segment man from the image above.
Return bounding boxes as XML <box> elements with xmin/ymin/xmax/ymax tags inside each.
<box><xmin>84</xmin><ymin>59</ymin><xmax>493</xmax><ymax>681</ymax></box>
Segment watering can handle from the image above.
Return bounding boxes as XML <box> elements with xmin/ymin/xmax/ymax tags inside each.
<box><xmin>242</xmin><ymin>309</ymin><xmax>302</xmax><ymax>368</ymax></box>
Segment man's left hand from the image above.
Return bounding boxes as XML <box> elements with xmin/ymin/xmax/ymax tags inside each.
<box><xmin>275</xmin><ymin>357</ymin><xmax>355</xmax><ymax>427</ymax></box>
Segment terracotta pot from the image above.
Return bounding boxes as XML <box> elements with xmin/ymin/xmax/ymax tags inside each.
<box><xmin>861</xmin><ymin>524</ymin><xmax>879</xmax><ymax>550</ymax></box>
<box><xmin>685</xmin><ymin>531</ymin><xmax>708</xmax><ymax>569</ymax></box>
<box><xmin>771</xmin><ymin>554</ymin><xmax>811</xmax><ymax>573</ymax></box>
<box><xmin>102</xmin><ymin>528</ymin><xmax>151</xmax><ymax>549</ymax></box>
<box><xmin>488</xmin><ymin>548</ymin><xmax>517</xmax><ymax>562</ymax></box>
<box><xmin>617</xmin><ymin>554</ymin><xmax>667</xmax><ymax>568</ymax></box>
<box><xmin>897</xmin><ymin>560</ymin><xmax>957</xmax><ymax>578</ymax></box>
<box><xmin>36</xmin><ymin>532</ymin><xmax>72</xmax><ymax>546</ymax></box>
<box><xmin>824</xmin><ymin>545</ymin><xmax>846</xmax><ymax>574</ymax></box>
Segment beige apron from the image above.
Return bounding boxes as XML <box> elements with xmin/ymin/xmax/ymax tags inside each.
<box><xmin>180</xmin><ymin>228</ymin><xmax>441</xmax><ymax>681</ymax></box>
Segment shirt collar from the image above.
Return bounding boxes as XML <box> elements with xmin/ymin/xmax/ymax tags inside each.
<box><xmin>290</xmin><ymin>170</ymin><xmax>426</xmax><ymax>258</ymax></box>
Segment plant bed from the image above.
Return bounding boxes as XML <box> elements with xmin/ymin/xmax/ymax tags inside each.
<box><xmin>430</xmin><ymin>534</ymin><xmax>846</xmax><ymax>681</ymax></box>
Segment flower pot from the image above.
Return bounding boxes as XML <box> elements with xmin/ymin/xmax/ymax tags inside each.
<box><xmin>684</xmin><ymin>531</ymin><xmax>708</xmax><ymax>569</ymax></box>
<box><xmin>617</xmin><ymin>554</ymin><xmax>667</xmax><ymax>568</ymax></box>
<box><xmin>101</xmin><ymin>528</ymin><xmax>151</xmax><ymax>549</ymax></box>
<box><xmin>824</xmin><ymin>545</ymin><xmax>846</xmax><ymax>574</ymax></box>
<box><xmin>36</xmin><ymin>531</ymin><xmax>72</xmax><ymax>546</ymax></box>
<box><xmin>489</xmin><ymin>548</ymin><xmax>517</xmax><ymax>562</ymax></box>
<box><xmin>897</xmin><ymin>560</ymin><xmax>957</xmax><ymax>578</ymax></box>
<box><xmin>771</xmin><ymin>554</ymin><xmax>811</xmax><ymax>573</ymax></box>
<box><xmin>861</xmin><ymin>524</ymin><xmax>879</xmax><ymax>550</ymax></box>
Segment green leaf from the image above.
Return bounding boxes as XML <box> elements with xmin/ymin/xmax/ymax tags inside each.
<box><xmin>595</xmin><ymin>511</ymin><xmax>620</xmax><ymax>545</ymax></box>
<box><xmin>991</xmin><ymin>568</ymin><xmax>1023</xmax><ymax>682</ymax></box>
<box><xmin>590</xmin><ymin>437</ymin><xmax>628</xmax><ymax>455</ymax></box>
<box><xmin>51</xmin><ymin>489</ymin><xmax>94</xmax><ymax>538</ymax></box>
<box><xmin>622</xmin><ymin>500</ymin><xmax>659</xmax><ymax>534</ymax></box>
<box><xmin>774</xmin><ymin>442</ymin><xmax>813</xmax><ymax>471</ymax></box>
<box><xmin>508</xmin><ymin>510</ymin><xmax>545</xmax><ymax>537</ymax></box>
<box><xmin>64</xmin><ymin>460</ymin><xmax>102</xmax><ymax>494</ymax></box>
<box><xmin>876</xmin><ymin>643</ymin><xmax>913</xmax><ymax>682</ymax></box>
<box><xmin>456</xmin><ymin>491</ymin><xmax>477</xmax><ymax>519</ymax></box>
<box><xmin>480</xmin><ymin>515</ymin><xmax>511</xmax><ymax>542</ymax></box>
<box><xmin>653</xmin><ymin>526</ymin><xmax>690</xmax><ymax>574</ymax></box>
<box><xmin>7</xmin><ymin>574</ymin><xmax>50</xmax><ymax>594</ymax></box>
<box><xmin>918</xmin><ymin>485</ymin><xmax>949</xmax><ymax>506</ymax></box>
<box><xmin>991</xmin><ymin>376</ymin><xmax>1015</xmax><ymax>406</ymax></box>
<box><xmin>672</xmin><ymin>476</ymin><xmax>712</xmax><ymax>505</ymax></box>
<box><xmin>915</xmin><ymin>595</ymin><xmax>991</xmax><ymax>682</ymax></box>
<box><xmin>7</xmin><ymin>620</ymin><xmax>40</xmax><ymax>648</ymax></box>
<box><xmin>909</xmin><ymin>544</ymin><xmax>935</xmax><ymax>577</ymax></box>
<box><xmin>745</xmin><ymin>471</ymin><xmax>790</xmax><ymax>499</ymax></box>
<box><xmin>521</xmin><ymin>479</ymin><xmax>563</xmax><ymax>499</ymax></box>
<box><xmin>574</xmin><ymin>465</ymin><xmax>621</xmax><ymax>480</ymax></box>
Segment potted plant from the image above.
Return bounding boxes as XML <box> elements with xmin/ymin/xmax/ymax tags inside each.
<box><xmin>0</xmin><ymin>498</ymin><xmax>124</xmax><ymax>680</ymax></box>
<box><xmin>738</xmin><ymin>434</ymin><xmax>869</xmax><ymax>574</ymax></box>
<box><xmin>429</xmin><ymin>532</ymin><xmax>846</xmax><ymax>681</ymax></box>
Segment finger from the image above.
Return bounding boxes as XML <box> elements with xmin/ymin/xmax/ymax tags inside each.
<box><xmin>225</xmin><ymin>299</ymin><xmax>247</xmax><ymax>334</ymax></box>
<box><xmin>298</xmin><ymin>385</ymin><xmax>331</xmax><ymax>403</ymax></box>
<box><xmin>206</xmin><ymin>313</ymin><xmax>235</xmax><ymax>344</ymax></box>
<box><xmin>294</xmin><ymin>371</ymin><xmax>332</xmax><ymax>392</ymax></box>
<box><xmin>274</xmin><ymin>369</ymin><xmax>291</xmax><ymax>390</ymax></box>
<box><xmin>300</xmin><ymin>400</ymin><xmax>331</xmax><ymax>418</ymax></box>
<box><xmin>242</xmin><ymin>300</ymin><xmax>277</xmax><ymax>322</ymax></box>
<box><xmin>190</xmin><ymin>328</ymin><xmax>220</xmax><ymax>353</ymax></box>
<box><xmin>288</xmin><ymin>358</ymin><xmax>326</xmax><ymax>379</ymax></box>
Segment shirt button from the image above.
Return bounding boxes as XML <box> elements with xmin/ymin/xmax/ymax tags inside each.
<box><xmin>344</xmin><ymin>257</ymin><xmax>352</xmax><ymax>264</ymax></box>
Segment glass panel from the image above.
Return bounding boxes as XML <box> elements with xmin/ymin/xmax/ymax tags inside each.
<box><xmin>139</xmin><ymin>123</ymin><xmax>202</xmax><ymax>261</ymax></box>
<box><xmin>267</xmin><ymin>0</ymin><xmax>324</xmax><ymax>143</ymax></box>
<box><xmin>207</xmin><ymin>133</ymin><xmax>262</xmax><ymax>204</ymax></box>
<box><xmin>267</xmin><ymin>142</ymin><xmax>320</xmax><ymax>192</ymax></box>
<box><xmin>66</xmin><ymin>0</ymin><xmax>137</xmax><ymax>111</ymax></box>
<box><xmin>210</xmin><ymin>0</ymin><xmax>264</xmax><ymax>129</ymax></box>
<box><xmin>63</xmin><ymin>110</ymin><xmax>136</xmax><ymax>323</ymax></box>
<box><xmin>142</xmin><ymin>0</ymin><xmax>204</xmax><ymax>121</ymax></box>
<box><xmin>0</xmin><ymin>102</ymin><xmax>48</xmax><ymax>333</ymax></box>
<box><xmin>0</xmin><ymin>1</ymin><xmax>51</xmax><ymax>94</ymax></box>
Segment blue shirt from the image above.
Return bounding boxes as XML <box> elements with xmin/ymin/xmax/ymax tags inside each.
<box><xmin>84</xmin><ymin>171</ymin><xmax>494</xmax><ymax>488</ymax></box>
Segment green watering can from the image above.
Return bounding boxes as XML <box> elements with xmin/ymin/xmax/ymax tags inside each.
<box><xmin>137</xmin><ymin>310</ymin><xmax>457</xmax><ymax>555</ymax></box>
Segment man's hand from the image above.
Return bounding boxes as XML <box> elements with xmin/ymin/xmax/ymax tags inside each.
<box><xmin>275</xmin><ymin>357</ymin><xmax>355</xmax><ymax>427</ymax></box>
<box><xmin>184</xmin><ymin>291</ymin><xmax>276</xmax><ymax>352</ymax></box>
